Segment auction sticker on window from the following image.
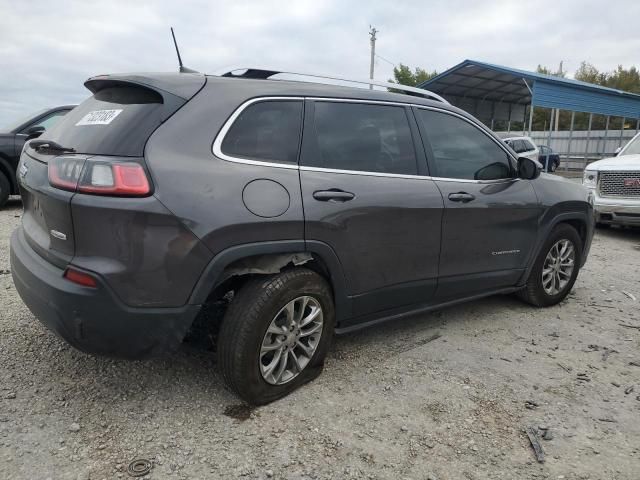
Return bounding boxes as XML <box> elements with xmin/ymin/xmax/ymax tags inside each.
<box><xmin>75</xmin><ymin>109</ymin><xmax>123</xmax><ymax>126</ymax></box>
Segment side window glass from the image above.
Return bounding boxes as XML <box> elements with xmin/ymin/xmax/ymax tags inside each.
<box><xmin>24</xmin><ymin>110</ymin><xmax>68</xmax><ymax>132</ymax></box>
<box><xmin>523</xmin><ymin>140</ymin><xmax>535</xmax><ymax>151</ymax></box>
<box><xmin>515</xmin><ymin>140</ymin><xmax>527</xmax><ymax>153</ymax></box>
<box><xmin>221</xmin><ymin>100</ymin><xmax>303</xmax><ymax>164</ymax></box>
<box><xmin>416</xmin><ymin>109</ymin><xmax>512</xmax><ymax>180</ymax></box>
<box><xmin>306</xmin><ymin>102</ymin><xmax>417</xmax><ymax>175</ymax></box>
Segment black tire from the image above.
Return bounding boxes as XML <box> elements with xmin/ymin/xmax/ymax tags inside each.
<box><xmin>217</xmin><ymin>268</ymin><xmax>334</xmax><ymax>405</ymax></box>
<box><xmin>0</xmin><ymin>172</ymin><xmax>10</xmax><ymax>209</ymax></box>
<box><xmin>518</xmin><ymin>223</ymin><xmax>582</xmax><ymax>307</ymax></box>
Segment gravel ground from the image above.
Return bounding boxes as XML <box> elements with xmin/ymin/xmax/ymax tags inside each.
<box><xmin>1</xmin><ymin>197</ymin><xmax>639</xmax><ymax>480</ymax></box>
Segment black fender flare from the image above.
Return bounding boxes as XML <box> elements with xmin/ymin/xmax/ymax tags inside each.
<box><xmin>188</xmin><ymin>240</ymin><xmax>352</xmax><ymax>322</ymax></box>
<box><xmin>519</xmin><ymin>211</ymin><xmax>593</xmax><ymax>285</ymax></box>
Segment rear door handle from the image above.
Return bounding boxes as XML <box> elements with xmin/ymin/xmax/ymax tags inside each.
<box><xmin>448</xmin><ymin>192</ymin><xmax>475</xmax><ymax>203</ymax></box>
<box><xmin>312</xmin><ymin>189</ymin><xmax>355</xmax><ymax>202</ymax></box>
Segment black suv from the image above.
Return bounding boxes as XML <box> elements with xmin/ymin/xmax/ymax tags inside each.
<box><xmin>0</xmin><ymin>106</ymin><xmax>75</xmax><ymax>207</ymax></box>
<box><xmin>10</xmin><ymin>70</ymin><xmax>593</xmax><ymax>404</ymax></box>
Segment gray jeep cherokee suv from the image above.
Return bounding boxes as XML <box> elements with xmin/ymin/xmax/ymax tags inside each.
<box><xmin>10</xmin><ymin>70</ymin><xmax>594</xmax><ymax>404</ymax></box>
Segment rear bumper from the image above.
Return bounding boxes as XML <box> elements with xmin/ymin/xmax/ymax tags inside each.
<box><xmin>10</xmin><ymin>227</ymin><xmax>201</xmax><ymax>359</ymax></box>
<box><xmin>594</xmin><ymin>196</ymin><xmax>640</xmax><ymax>225</ymax></box>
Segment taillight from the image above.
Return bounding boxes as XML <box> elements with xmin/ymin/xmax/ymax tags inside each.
<box><xmin>64</xmin><ymin>268</ymin><xmax>97</xmax><ymax>288</ymax></box>
<box><xmin>49</xmin><ymin>157</ymin><xmax>151</xmax><ymax>196</ymax></box>
<box><xmin>48</xmin><ymin>156</ymin><xmax>85</xmax><ymax>191</ymax></box>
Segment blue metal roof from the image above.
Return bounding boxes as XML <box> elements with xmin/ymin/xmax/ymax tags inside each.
<box><xmin>419</xmin><ymin>59</ymin><xmax>640</xmax><ymax>118</ymax></box>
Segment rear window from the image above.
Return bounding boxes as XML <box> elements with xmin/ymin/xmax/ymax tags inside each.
<box><xmin>509</xmin><ymin>140</ymin><xmax>527</xmax><ymax>154</ymax></box>
<box><xmin>42</xmin><ymin>85</ymin><xmax>181</xmax><ymax>157</ymax></box>
<box><xmin>522</xmin><ymin>139</ymin><xmax>535</xmax><ymax>151</ymax></box>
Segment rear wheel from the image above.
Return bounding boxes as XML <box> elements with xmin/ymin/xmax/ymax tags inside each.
<box><xmin>217</xmin><ymin>269</ymin><xmax>334</xmax><ymax>405</ymax></box>
<box><xmin>518</xmin><ymin>224</ymin><xmax>582</xmax><ymax>307</ymax></box>
<box><xmin>0</xmin><ymin>172</ymin><xmax>10</xmax><ymax>208</ymax></box>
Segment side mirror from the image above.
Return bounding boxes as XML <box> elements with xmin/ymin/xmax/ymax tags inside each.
<box><xmin>518</xmin><ymin>157</ymin><xmax>542</xmax><ymax>180</ymax></box>
<box><xmin>614</xmin><ymin>146</ymin><xmax>622</xmax><ymax>156</ymax></box>
<box><xmin>25</xmin><ymin>125</ymin><xmax>45</xmax><ymax>139</ymax></box>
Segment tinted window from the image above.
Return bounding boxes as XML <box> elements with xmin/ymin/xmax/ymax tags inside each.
<box><xmin>521</xmin><ymin>139</ymin><xmax>535</xmax><ymax>151</ymax></box>
<box><xmin>221</xmin><ymin>101</ymin><xmax>302</xmax><ymax>164</ymax></box>
<box><xmin>44</xmin><ymin>86</ymin><xmax>179</xmax><ymax>157</ymax></box>
<box><xmin>417</xmin><ymin>109</ymin><xmax>512</xmax><ymax>180</ymax></box>
<box><xmin>509</xmin><ymin>140</ymin><xmax>524</xmax><ymax>153</ymax></box>
<box><xmin>507</xmin><ymin>140</ymin><xmax>529</xmax><ymax>154</ymax></box>
<box><xmin>25</xmin><ymin>110</ymin><xmax>69</xmax><ymax>132</ymax></box>
<box><xmin>306</xmin><ymin>102</ymin><xmax>417</xmax><ymax>175</ymax></box>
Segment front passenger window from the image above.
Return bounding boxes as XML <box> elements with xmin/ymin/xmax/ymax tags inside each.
<box><xmin>416</xmin><ymin>109</ymin><xmax>512</xmax><ymax>180</ymax></box>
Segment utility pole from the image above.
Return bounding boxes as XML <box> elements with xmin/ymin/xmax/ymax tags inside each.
<box><xmin>369</xmin><ymin>26</ymin><xmax>378</xmax><ymax>89</ymax></box>
<box><xmin>554</xmin><ymin>60</ymin><xmax>563</xmax><ymax>132</ymax></box>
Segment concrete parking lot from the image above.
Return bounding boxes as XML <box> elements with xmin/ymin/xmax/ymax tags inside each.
<box><xmin>1</xmin><ymin>198</ymin><xmax>639</xmax><ymax>480</ymax></box>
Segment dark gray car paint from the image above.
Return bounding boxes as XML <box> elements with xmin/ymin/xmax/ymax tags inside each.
<box><xmin>10</xmin><ymin>72</ymin><xmax>594</xmax><ymax>359</ymax></box>
<box><xmin>0</xmin><ymin>105</ymin><xmax>75</xmax><ymax>195</ymax></box>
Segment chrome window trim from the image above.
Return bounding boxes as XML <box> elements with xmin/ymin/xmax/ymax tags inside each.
<box><xmin>299</xmin><ymin>165</ymin><xmax>429</xmax><ymax>180</ymax></box>
<box><xmin>212</xmin><ymin>96</ymin><xmax>519</xmax><ymax>184</ymax></box>
<box><xmin>300</xmin><ymin>166</ymin><xmax>516</xmax><ymax>184</ymax></box>
<box><xmin>212</xmin><ymin>96</ymin><xmax>304</xmax><ymax>170</ymax></box>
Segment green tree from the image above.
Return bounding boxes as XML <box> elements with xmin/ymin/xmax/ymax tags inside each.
<box><xmin>389</xmin><ymin>63</ymin><xmax>438</xmax><ymax>87</ymax></box>
<box><xmin>604</xmin><ymin>65</ymin><xmax>640</xmax><ymax>94</ymax></box>
<box><xmin>574</xmin><ymin>61</ymin><xmax>603</xmax><ymax>84</ymax></box>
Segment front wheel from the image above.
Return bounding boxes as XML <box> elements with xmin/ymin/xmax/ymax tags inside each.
<box><xmin>0</xmin><ymin>172</ymin><xmax>10</xmax><ymax>209</ymax></box>
<box><xmin>518</xmin><ymin>224</ymin><xmax>582</xmax><ymax>307</ymax></box>
<box><xmin>217</xmin><ymin>269</ymin><xmax>334</xmax><ymax>405</ymax></box>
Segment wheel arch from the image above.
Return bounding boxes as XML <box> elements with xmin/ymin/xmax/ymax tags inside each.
<box><xmin>188</xmin><ymin>240</ymin><xmax>351</xmax><ymax>323</ymax></box>
<box><xmin>520</xmin><ymin>211</ymin><xmax>593</xmax><ymax>285</ymax></box>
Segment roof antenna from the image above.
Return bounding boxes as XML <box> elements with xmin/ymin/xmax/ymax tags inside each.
<box><xmin>170</xmin><ymin>27</ymin><xmax>199</xmax><ymax>73</ymax></box>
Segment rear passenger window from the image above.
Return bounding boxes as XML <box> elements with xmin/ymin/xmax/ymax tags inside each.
<box><xmin>416</xmin><ymin>109</ymin><xmax>512</xmax><ymax>180</ymax></box>
<box><xmin>305</xmin><ymin>102</ymin><xmax>418</xmax><ymax>175</ymax></box>
<box><xmin>512</xmin><ymin>140</ymin><xmax>525</xmax><ymax>153</ymax></box>
<box><xmin>221</xmin><ymin>100</ymin><xmax>302</xmax><ymax>164</ymax></box>
<box><xmin>522</xmin><ymin>140</ymin><xmax>534</xmax><ymax>151</ymax></box>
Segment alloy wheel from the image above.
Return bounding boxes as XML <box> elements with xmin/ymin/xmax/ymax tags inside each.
<box><xmin>259</xmin><ymin>296</ymin><xmax>324</xmax><ymax>385</ymax></box>
<box><xmin>542</xmin><ymin>239</ymin><xmax>575</xmax><ymax>295</ymax></box>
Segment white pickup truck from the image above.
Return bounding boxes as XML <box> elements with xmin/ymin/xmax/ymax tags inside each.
<box><xmin>583</xmin><ymin>132</ymin><xmax>640</xmax><ymax>227</ymax></box>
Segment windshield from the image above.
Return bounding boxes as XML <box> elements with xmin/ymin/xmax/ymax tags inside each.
<box><xmin>1</xmin><ymin>108</ymin><xmax>48</xmax><ymax>132</ymax></box>
<box><xmin>620</xmin><ymin>133</ymin><xmax>640</xmax><ymax>156</ymax></box>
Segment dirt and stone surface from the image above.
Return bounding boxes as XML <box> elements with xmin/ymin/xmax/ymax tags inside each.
<box><xmin>1</xmin><ymin>197</ymin><xmax>639</xmax><ymax>480</ymax></box>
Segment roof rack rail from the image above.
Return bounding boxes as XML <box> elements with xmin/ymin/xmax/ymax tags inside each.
<box><xmin>219</xmin><ymin>67</ymin><xmax>450</xmax><ymax>104</ymax></box>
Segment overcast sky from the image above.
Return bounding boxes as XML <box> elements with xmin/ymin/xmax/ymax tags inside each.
<box><xmin>1</xmin><ymin>0</ymin><xmax>639</xmax><ymax>128</ymax></box>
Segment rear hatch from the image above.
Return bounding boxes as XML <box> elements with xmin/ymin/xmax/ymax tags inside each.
<box><xmin>17</xmin><ymin>73</ymin><xmax>206</xmax><ymax>267</ymax></box>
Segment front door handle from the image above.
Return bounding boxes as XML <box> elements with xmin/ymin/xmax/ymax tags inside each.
<box><xmin>312</xmin><ymin>189</ymin><xmax>355</xmax><ymax>202</ymax></box>
<box><xmin>448</xmin><ymin>192</ymin><xmax>475</xmax><ymax>203</ymax></box>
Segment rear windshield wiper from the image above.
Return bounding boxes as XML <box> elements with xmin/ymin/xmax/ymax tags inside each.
<box><xmin>29</xmin><ymin>140</ymin><xmax>76</xmax><ymax>154</ymax></box>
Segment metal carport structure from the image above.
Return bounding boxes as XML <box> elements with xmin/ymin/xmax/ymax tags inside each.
<box><xmin>417</xmin><ymin>60</ymin><xmax>640</xmax><ymax>165</ymax></box>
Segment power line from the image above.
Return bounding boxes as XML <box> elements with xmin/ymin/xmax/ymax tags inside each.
<box><xmin>375</xmin><ymin>53</ymin><xmax>397</xmax><ymax>67</ymax></box>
